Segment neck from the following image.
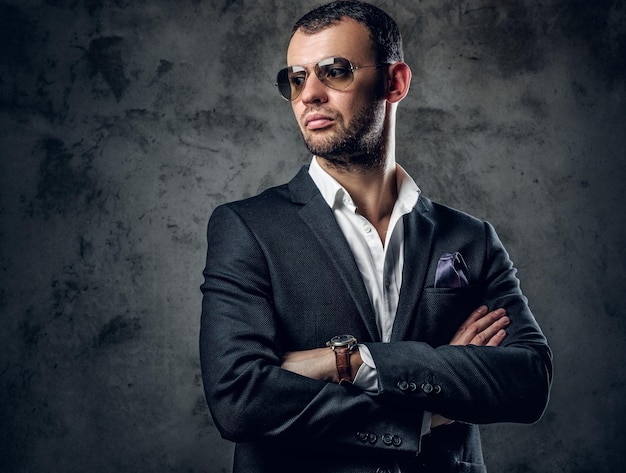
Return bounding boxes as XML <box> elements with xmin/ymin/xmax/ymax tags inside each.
<box><xmin>317</xmin><ymin>111</ymin><xmax>398</xmax><ymax>241</ymax></box>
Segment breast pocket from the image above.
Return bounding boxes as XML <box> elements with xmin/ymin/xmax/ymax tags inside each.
<box><xmin>415</xmin><ymin>287</ymin><xmax>481</xmax><ymax>347</ymax></box>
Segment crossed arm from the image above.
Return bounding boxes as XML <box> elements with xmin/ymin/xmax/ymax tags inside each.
<box><xmin>281</xmin><ymin>305</ymin><xmax>510</xmax><ymax>429</ymax></box>
<box><xmin>281</xmin><ymin>305</ymin><xmax>508</xmax><ymax>382</ymax></box>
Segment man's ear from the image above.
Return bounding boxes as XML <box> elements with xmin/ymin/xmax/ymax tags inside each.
<box><xmin>385</xmin><ymin>61</ymin><xmax>412</xmax><ymax>103</ymax></box>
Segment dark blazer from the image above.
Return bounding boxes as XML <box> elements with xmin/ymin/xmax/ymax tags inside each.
<box><xmin>200</xmin><ymin>166</ymin><xmax>552</xmax><ymax>473</ymax></box>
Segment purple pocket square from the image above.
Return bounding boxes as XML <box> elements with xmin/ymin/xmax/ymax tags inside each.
<box><xmin>434</xmin><ymin>252</ymin><xmax>469</xmax><ymax>288</ymax></box>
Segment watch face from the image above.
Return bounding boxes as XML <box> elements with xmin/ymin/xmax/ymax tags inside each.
<box><xmin>330</xmin><ymin>334</ymin><xmax>356</xmax><ymax>347</ymax></box>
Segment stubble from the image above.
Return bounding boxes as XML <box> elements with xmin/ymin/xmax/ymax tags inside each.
<box><xmin>300</xmin><ymin>99</ymin><xmax>386</xmax><ymax>173</ymax></box>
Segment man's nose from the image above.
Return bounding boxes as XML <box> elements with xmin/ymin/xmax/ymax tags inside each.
<box><xmin>300</xmin><ymin>71</ymin><xmax>328</xmax><ymax>104</ymax></box>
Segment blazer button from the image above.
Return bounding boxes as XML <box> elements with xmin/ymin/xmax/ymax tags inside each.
<box><xmin>368</xmin><ymin>433</ymin><xmax>378</xmax><ymax>444</ymax></box>
<box><xmin>422</xmin><ymin>383</ymin><xmax>434</xmax><ymax>394</ymax></box>
<box><xmin>392</xmin><ymin>435</ymin><xmax>402</xmax><ymax>446</ymax></box>
<box><xmin>434</xmin><ymin>384</ymin><xmax>442</xmax><ymax>394</ymax></box>
<box><xmin>409</xmin><ymin>382</ymin><xmax>417</xmax><ymax>391</ymax></box>
<box><xmin>397</xmin><ymin>380</ymin><xmax>409</xmax><ymax>391</ymax></box>
<box><xmin>382</xmin><ymin>433</ymin><xmax>393</xmax><ymax>445</ymax></box>
<box><xmin>357</xmin><ymin>431</ymin><xmax>368</xmax><ymax>442</ymax></box>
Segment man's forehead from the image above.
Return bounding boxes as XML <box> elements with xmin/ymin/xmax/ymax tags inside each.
<box><xmin>286</xmin><ymin>18</ymin><xmax>375</xmax><ymax>66</ymax></box>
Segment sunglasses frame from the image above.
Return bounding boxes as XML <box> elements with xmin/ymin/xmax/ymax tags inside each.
<box><xmin>275</xmin><ymin>56</ymin><xmax>384</xmax><ymax>101</ymax></box>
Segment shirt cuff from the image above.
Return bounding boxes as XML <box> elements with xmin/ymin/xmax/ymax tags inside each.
<box><xmin>421</xmin><ymin>411</ymin><xmax>432</xmax><ymax>436</ymax></box>
<box><xmin>352</xmin><ymin>344</ymin><xmax>379</xmax><ymax>394</ymax></box>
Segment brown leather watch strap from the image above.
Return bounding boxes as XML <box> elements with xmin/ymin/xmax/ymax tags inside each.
<box><xmin>333</xmin><ymin>345</ymin><xmax>352</xmax><ymax>383</ymax></box>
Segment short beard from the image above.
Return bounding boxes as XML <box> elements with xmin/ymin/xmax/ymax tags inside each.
<box><xmin>301</xmin><ymin>99</ymin><xmax>386</xmax><ymax>173</ymax></box>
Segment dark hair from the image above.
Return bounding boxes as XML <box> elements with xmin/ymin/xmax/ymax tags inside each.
<box><xmin>291</xmin><ymin>1</ymin><xmax>404</xmax><ymax>63</ymax></box>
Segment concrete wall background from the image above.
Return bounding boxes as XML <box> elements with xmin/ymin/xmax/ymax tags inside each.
<box><xmin>0</xmin><ymin>0</ymin><xmax>624</xmax><ymax>472</ymax></box>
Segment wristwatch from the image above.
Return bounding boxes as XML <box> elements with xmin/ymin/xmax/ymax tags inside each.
<box><xmin>326</xmin><ymin>334</ymin><xmax>358</xmax><ymax>384</ymax></box>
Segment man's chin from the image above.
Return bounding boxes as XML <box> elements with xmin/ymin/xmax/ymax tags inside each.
<box><xmin>302</xmin><ymin>136</ymin><xmax>340</xmax><ymax>158</ymax></box>
<box><xmin>305</xmin><ymin>145</ymin><xmax>346</xmax><ymax>160</ymax></box>
<box><xmin>304</xmin><ymin>137</ymin><xmax>373</xmax><ymax>160</ymax></box>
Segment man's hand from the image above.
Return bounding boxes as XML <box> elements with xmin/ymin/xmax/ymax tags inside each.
<box><xmin>432</xmin><ymin>305</ymin><xmax>509</xmax><ymax>429</ymax></box>
<box><xmin>449</xmin><ymin>305</ymin><xmax>509</xmax><ymax>347</ymax></box>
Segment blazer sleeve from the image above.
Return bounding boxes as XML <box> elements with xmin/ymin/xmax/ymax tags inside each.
<box><xmin>367</xmin><ymin>221</ymin><xmax>553</xmax><ymax>425</ymax></box>
<box><xmin>199</xmin><ymin>204</ymin><xmax>424</xmax><ymax>452</ymax></box>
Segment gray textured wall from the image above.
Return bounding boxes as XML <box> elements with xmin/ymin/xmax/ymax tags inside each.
<box><xmin>1</xmin><ymin>0</ymin><xmax>624</xmax><ymax>472</ymax></box>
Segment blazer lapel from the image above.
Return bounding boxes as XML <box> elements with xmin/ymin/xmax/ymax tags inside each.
<box><xmin>289</xmin><ymin>167</ymin><xmax>381</xmax><ymax>342</ymax></box>
<box><xmin>391</xmin><ymin>200</ymin><xmax>435</xmax><ymax>342</ymax></box>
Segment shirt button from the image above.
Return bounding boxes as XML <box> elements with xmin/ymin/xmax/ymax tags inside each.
<box><xmin>363</xmin><ymin>225</ymin><xmax>372</xmax><ymax>233</ymax></box>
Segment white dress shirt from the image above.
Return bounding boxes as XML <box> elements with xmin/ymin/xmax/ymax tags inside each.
<box><xmin>308</xmin><ymin>157</ymin><xmax>432</xmax><ymax>452</ymax></box>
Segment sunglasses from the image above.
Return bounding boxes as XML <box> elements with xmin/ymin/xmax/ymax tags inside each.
<box><xmin>275</xmin><ymin>56</ymin><xmax>384</xmax><ymax>101</ymax></box>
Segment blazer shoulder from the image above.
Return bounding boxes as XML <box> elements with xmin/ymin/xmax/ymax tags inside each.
<box><xmin>209</xmin><ymin>165</ymin><xmax>316</xmax><ymax>226</ymax></box>
<box><xmin>419</xmin><ymin>195</ymin><xmax>486</xmax><ymax>230</ymax></box>
<box><xmin>228</xmin><ymin>183</ymin><xmax>291</xmax><ymax>212</ymax></box>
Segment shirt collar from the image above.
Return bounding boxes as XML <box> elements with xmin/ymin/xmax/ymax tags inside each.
<box><xmin>308</xmin><ymin>156</ymin><xmax>421</xmax><ymax>213</ymax></box>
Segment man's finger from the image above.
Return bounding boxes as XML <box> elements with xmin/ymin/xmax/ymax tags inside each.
<box><xmin>451</xmin><ymin>306</ymin><xmax>487</xmax><ymax>345</ymax></box>
<box><xmin>485</xmin><ymin>328</ymin><xmax>507</xmax><ymax>347</ymax></box>
<box><xmin>450</xmin><ymin>307</ymin><xmax>507</xmax><ymax>346</ymax></box>
<box><xmin>458</xmin><ymin>305</ymin><xmax>488</xmax><ymax>329</ymax></box>
<box><xmin>469</xmin><ymin>314</ymin><xmax>509</xmax><ymax>346</ymax></box>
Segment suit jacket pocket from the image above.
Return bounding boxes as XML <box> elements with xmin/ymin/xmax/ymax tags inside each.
<box><xmin>415</xmin><ymin>287</ymin><xmax>481</xmax><ymax>347</ymax></box>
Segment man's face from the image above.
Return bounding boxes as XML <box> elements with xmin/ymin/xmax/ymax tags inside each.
<box><xmin>286</xmin><ymin>19</ymin><xmax>387</xmax><ymax>164</ymax></box>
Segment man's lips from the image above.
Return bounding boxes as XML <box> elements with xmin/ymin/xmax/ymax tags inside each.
<box><xmin>304</xmin><ymin>113</ymin><xmax>334</xmax><ymax>130</ymax></box>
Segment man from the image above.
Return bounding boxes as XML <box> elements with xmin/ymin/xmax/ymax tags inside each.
<box><xmin>200</xmin><ymin>1</ymin><xmax>552</xmax><ymax>472</ymax></box>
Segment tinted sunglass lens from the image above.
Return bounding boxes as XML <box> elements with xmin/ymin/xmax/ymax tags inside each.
<box><xmin>276</xmin><ymin>68</ymin><xmax>293</xmax><ymax>100</ymax></box>
<box><xmin>317</xmin><ymin>58</ymin><xmax>353</xmax><ymax>90</ymax></box>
